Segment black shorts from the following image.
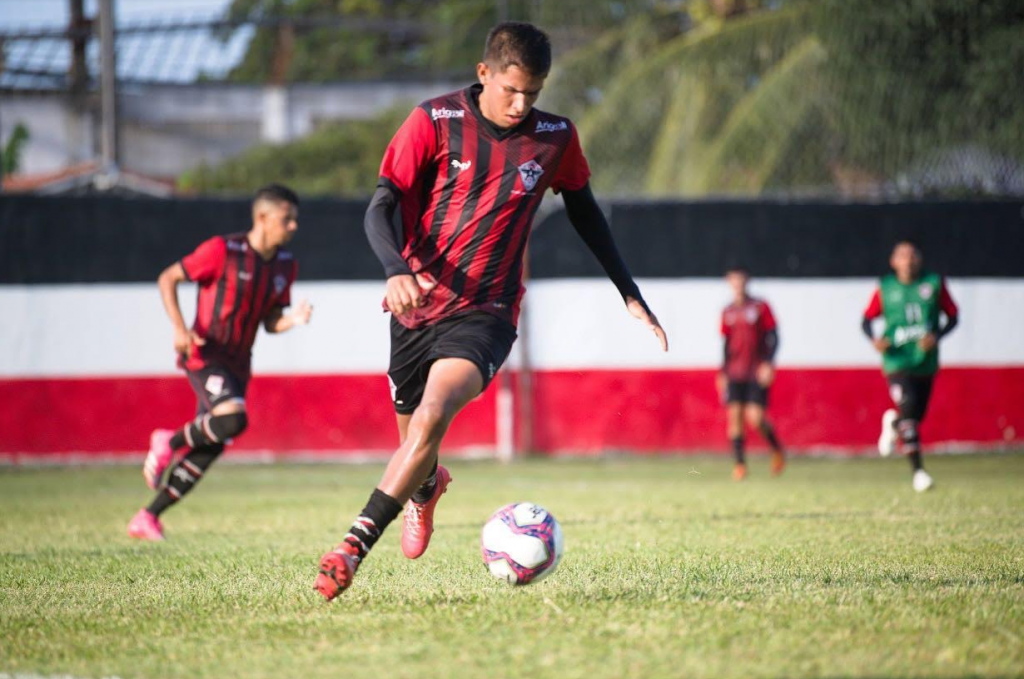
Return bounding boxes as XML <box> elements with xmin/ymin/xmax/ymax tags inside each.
<box><xmin>887</xmin><ymin>373</ymin><xmax>934</xmax><ymax>421</ymax></box>
<box><xmin>185</xmin><ymin>364</ymin><xmax>248</xmax><ymax>415</ymax></box>
<box><xmin>726</xmin><ymin>380</ymin><xmax>769</xmax><ymax>407</ymax></box>
<box><xmin>388</xmin><ymin>311</ymin><xmax>517</xmax><ymax>415</ymax></box>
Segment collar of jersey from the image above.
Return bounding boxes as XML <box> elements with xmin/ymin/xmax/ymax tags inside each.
<box><xmin>465</xmin><ymin>83</ymin><xmax>533</xmax><ymax>141</ymax></box>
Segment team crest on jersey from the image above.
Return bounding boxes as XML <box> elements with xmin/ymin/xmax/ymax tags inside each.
<box><xmin>918</xmin><ymin>282</ymin><xmax>934</xmax><ymax>299</ymax></box>
<box><xmin>274</xmin><ymin>274</ymin><xmax>287</xmax><ymax>294</ymax></box>
<box><xmin>518</xmin><ymin>159</ymin><xmax>544</xmax><ymax>191</ymax></box>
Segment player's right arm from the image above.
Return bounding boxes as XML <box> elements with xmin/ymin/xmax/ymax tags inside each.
<box><xmin>165</xmin><ymin>236</ymin><xmax>226</xmax><ymax>356</ymax></box>
<box><xmin>157</xmin><ymin>262</ymin><xmax>204</xmax><ymax>356</ymax></box>
<box><xmin>861</xmin><ymin>287</ymin><xmax>890</xmax><ymax>353</ymax></box>
<box><xmin>364</xmin><ymin>106</ymin><xmax>438</xmax><ymax>317</ymax></box>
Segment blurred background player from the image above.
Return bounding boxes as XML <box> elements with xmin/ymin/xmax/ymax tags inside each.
<box><xmin>862</xmin><ymin>240</ymin><xmax>958</xmax><ymax>492</ymax></box>
<box><xmin>127</xmin><ymin>184</ymin><xmax>312</xmax><ymax>540</ymax></box>
<box><xmin>717</xmin><ymin>266</ymin><xmax>784</xmax><ymax>480</ymax></box>
<box><xmin>314</xmin><ymin>21</ymin><xmax>668</xmax><ymax>601</ymax></box>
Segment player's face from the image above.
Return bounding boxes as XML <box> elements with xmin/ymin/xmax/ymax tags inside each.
<box><xmin>726</xmin><ymin>271</ymin><xmax>748</xmax><ymax>298</ymax></box>
<box><xmin>259</xmin><ymin>201</ymin><xmax>299</xmax><ymax>247</ymax></box>
<box><xmin>890</xmin><ymin>243</ymin><xmax>921</xmax><ymax>280</ymax></box>
<box><xmin>476</xmin><ymin>62</ymin><xmax>546</xmax><ymax>129</ymax></box>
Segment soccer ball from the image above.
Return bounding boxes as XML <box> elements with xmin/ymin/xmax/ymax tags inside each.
<box><xmin>480</xmin><ymin>502</ymin><xmax>563</xmax><ymax>585</ymax></box>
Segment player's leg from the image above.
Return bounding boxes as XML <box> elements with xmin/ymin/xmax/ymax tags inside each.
<box><xmin>726</xmin><ymin>385</ymin><xmax>746</xmax><ymax>480</ymax></box>
<box><xmin>749</xmin><ymin>393</ymin><xmax>786</xmax><ymax>477</ymax></box>
<box><xmin>889</xmin><ymin>374</ymin><xmax>932</xmax><ymax>491</ymax></box>
<box><xmin>130</xmin><ymin>367</ymin><xmax>249</xmax><ymax>540</ymax></box>
<box><xmin>315</xmin><ymin>358</ymin><xmax>482</xmax><ymax>600</ymax></box>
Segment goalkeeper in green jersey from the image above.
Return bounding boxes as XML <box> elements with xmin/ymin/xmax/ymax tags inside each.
<box><xmin>862</xmin><ymin>241</ymin><xmax>959</xmax><ymax>492</ymax></box>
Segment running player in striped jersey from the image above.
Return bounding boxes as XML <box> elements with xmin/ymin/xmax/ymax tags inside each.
<box><xmin>128</xmin><ymin>184</ymin><xmax>312</xmax><ymax>540</ymax></box>
<box><xmin>314</xmin><ymin>22</ymin><xmax>668</xmax><ymax>600</ymax></box>
<box><xmin>862</xmin><ymin>240</ymin><xmax>958</xmax><ymax>492</ymax></box>
<box><xmin>717</xmin><ymin>266</ymin><xmax>784</xmax><ymax>480</ymax></box>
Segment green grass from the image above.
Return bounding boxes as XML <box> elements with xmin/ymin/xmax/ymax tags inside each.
<box><xmin>2</xmin><ymin>454</ymin><xmax>1023</xmax><ymax>679</ymax></box>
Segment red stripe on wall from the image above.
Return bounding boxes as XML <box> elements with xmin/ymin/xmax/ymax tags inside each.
<box><xmin>1</xmin><ymin>367</ymin><xmax>1021</xmax><ymax>459</ymax></box>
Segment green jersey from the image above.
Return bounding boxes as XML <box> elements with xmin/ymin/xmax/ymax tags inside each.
<box><xmin>874</xmin><ymin>271</ymin><xmax>944</xmax><ymax>376</ymax></box>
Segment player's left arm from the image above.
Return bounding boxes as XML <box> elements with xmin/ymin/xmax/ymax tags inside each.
<box><xmin>921</xmin><ymin>277</ymin><xmax>959</xmax><ymax>351</ymax></box>
<box><xmin>757</xmin><ymin>303</ymin><xmax>779</xmax><ymax>386</ymax></box>
<box><xmin>263</xmin><ymin>300</ymin><xmax>313</xmax><ymax>334</ymax></box>
<box><xmin>554</xmin><ymin>123</ymin><xmax>667</xmax><ymax>352</ymax></box>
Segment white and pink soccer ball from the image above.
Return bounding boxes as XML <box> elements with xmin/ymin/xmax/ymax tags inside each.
<box><xmin>480</xmin><ymin>502</ymin><xmax>563</xmax><ymax>585</ymax></box>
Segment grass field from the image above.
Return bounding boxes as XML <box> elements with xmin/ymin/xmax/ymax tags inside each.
<box><xmin>1</xmin><ymin>453</ymin><xmax>1023</xmax><ymax>679</ymax></box>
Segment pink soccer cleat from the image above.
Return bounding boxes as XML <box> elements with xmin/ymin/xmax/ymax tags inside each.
<box><xmin>127</xmin><ymin>508</ymin><xmax>164</xmax><ymax>541</ymax></box>
<box><xmin>143</xmin><ymin>428</ymin><xmax>175</xmax><ymax>489</ymax></box>
<box><xmin>315</xmin><ymin>542</ymin><xmax>360</xmax><ymax>601</ymax></box>
<box><xmin>401</xmin><ymin>465</ymin><xmax>452</xmax><ymax>559</ymax></box>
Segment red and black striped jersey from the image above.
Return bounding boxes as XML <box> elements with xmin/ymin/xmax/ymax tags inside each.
<box><xmin>379</xmin><ymin>84</ymin><xmax>591</xmax><ymax>329</ymax></box>
<box><xmin>721</xmin><ymin>298</ymin><xmax>777</xmax><ymax>381</ymax></box>
<box><xmin>178</xmin><ymin>232</ymin><xmax>297</xmax><ymax>379</ymax></box>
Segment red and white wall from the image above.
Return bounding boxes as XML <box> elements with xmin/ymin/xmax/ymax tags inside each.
<box><xmin>3</xmin><ymin>196</ymin><xmax>1023</xmax><ymax>461</ymax></box>
<box><xmin>2</xmin><ymin>277</ymin><xmax>1022</xmax><ymax>461</ymax></box>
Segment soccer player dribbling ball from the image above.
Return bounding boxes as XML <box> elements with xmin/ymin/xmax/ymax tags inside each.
<box><xmin>314</xmin><ymin>21</ymin><xmax>669</xmax><ymax>600</ymax></box>
<box><xmin>716</xmin><ymin>266</ymin><xmax>784</xmax><ymax>481</ymax></box>
<box><xmin>861</xmin><ymin>240</ymin><xmax>959</xmax><ymax>492</ymax></box>
<box><xmin>127</xmin><ymin>184</ymin><xmax>312</xmax><ymax>541</ymax></box>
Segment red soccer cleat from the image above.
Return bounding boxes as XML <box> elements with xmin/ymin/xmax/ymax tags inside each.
<box><xmin>315</xmin><ymin>542</ymin><xmax>360</xmax><ymax>601</ymax></box>
<box><xmin>732</xmin><ymin>462</ymin><xmax>748</xmax><ymax>481</ymax></box>
<box><xmin>770</xmin><ymin>449</ymin><xmax>786</xmax><ymax>477</ymax></box>
<box><xmin>401</xmin><ymin>465</ymin><xmax>452</xmax><ymax>559</ymax></box>
<box><xmin>127</xmin><ymin>508</ymin><xmax>164</xmax><ymax>541</ymax></box>
<box><xmin>143</xmin><ymin>428</ymin><xmax>175</xmax><ymax>489</ymax></box>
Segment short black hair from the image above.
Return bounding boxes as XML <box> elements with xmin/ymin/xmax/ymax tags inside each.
<box><xmin>725</xmin><ymin>263</ymin><xmax>750</xmax><ymax>275</ymax></box>
<box><xmin>894</xmin><ymin>238</ymin><xmax>921</xmax><ymax>252</ymax></box>
<box><xmin>483</xmin><ymin>22</ymin><xmax>552</xmax><ymax>77</ymax></box>
<box><xmin>254</xmin><ymin>183</ymin><xmax>299</xmax><ymax>208</ymax></box>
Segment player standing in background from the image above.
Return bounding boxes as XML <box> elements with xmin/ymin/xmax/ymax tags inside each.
<box><xmin>862</xmin><ymin>240</ymin><xmax>958</xmax><ymax>492</ymax></box>
<box><xmin>314</xmin><ymin>21</ymin><xmax>668</xmax><ymax>600</ymax></box>
<box><xmin>127</xmin><ymin>184</ymin><xmax>312</xmax><ymax>540</ymax></box>
<box><xmin>716</xmin><ymin>266</ymin><xmax>784</xmax><ymax>481</ymax></box>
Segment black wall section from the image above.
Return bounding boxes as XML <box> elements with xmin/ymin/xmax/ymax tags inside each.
<box><xmin>2</xmin><ymin>195</ymin><xmax>1022</xmax><ymax>283</ymax></box>
<box><xmin>0</xmin><ymin>195</ymin><xmax>378</xmax><ymax>283</ymax></box>
<box><xmin>530</xmin><ymin>200</ymin><xmax>1024</xmax><ymax>279</ymax></box>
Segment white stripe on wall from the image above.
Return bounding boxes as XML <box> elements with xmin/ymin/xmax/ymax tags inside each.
<box><xmin>0</xmin><ymin>278</ymin><xmax>1020</xmax><ymax>377</ymax></box>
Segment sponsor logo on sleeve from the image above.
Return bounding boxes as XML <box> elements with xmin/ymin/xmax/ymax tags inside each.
<box><xmin>432</xmin><ymin>107</ymin><xmax>465</xmax><ymax>120</ymax></box>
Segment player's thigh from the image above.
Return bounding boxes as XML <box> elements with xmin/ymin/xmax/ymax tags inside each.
<box><xmin>744</xmin><ymin>403</ymin><xmax>766</xmax><ymax>428</ymax></box>
<box><xmin>726</xmin><ymin>401</ymin><xmax>745</xmax><ymax>426</ymax></box>
<box><xmin>906</xmin><ymin>376</ymin><xmax>934</xmax><ymax>421</ymax></box>
<box><xmin>187</xmin><ymin>364</ymin><xmax>247</xmax><ymax>415</ymax></box>
<box><xmin>429</xmin><ymin>312</ymin><xmax>517</xmax><ymax>395</ymax></box>
<box><xmin>420</xmin><ymin>357</ymin><xmax>485</xmax><ymax>419</ymax></box>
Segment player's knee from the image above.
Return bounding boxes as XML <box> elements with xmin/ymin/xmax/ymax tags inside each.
<box><xmin>745</xmin><ymin>409</ymin><xmax>764</xmax><ymax>430</ymax></box>
<box><xmin>412</xmin><ymin>401</ymin><xmax>448</xmax><ymax>440</ymax></box>
<box><xmin>896</xmin><ymin>418</ymin><xmax>919</xmax><ymax>443</ymax></box>
<box><xmin>209</xmin><ymin>412</ymin><xmax>249</xmax><ymax>441</ymax></box>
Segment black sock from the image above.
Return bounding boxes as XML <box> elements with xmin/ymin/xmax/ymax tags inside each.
<box><xmin>343</xmin><ymin>488</ymin><xmax>403</xmax><ymax>562</ymax></box>
<box><xmin>146</xmin><ymin>444</ymin><xmax>224</xmax><ymax>517</ymax></box>
<box><xmin>731</xmin><ymin>437</ymin><xmax>745</xmax><ymax>464</ymax></box>
<box><xmin>170</xmin><ymin>429</ymin><xmax>187</xmax><ymax>451</ymax></box>
<box><xmin>759</xmin><ymin>422</ymin><xmax>782</xmax><ymax>451</ymax></box>
<box><xmin>907</xmin><ymin>451</ymin><xmax>924</xmax><ymax>472</ymax></box>
<box><xmin>410</xmin><ymin>459</ymin><xmax>439</xmax><ymax>504</ymax></box>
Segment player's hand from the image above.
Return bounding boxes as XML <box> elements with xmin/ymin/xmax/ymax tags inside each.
<box><xmin>626</xmin><ymin>297</ymin><xmax>668</xmax><ymax>352</ymax></box>
<box><xmin>173</xmin><ymin>326</ymin><xmax>205</xmax><ymax>356</ymax></box>
<box><xmin>756</xmin><ymin>361</ymin><xmax>775</xmax><ymax>387</ymax></box>
<box><xmin>872</xmin><ymin>337</ymin><xmax>891</xmax><ymax>353</ymax></box>
<box><xmin>385</xmin><ymin>274</ymin><xmax>435</xmax><ymax>316</ymax></box>
<box><xmin>290</xmin><ymin>299</ymin><xmax>313</xmax><ymax>326</ymax></box>
<box><xmin>918</xmin><ymin>333</ymin><xmax>937</xmax><ymax>352</ymax></box>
